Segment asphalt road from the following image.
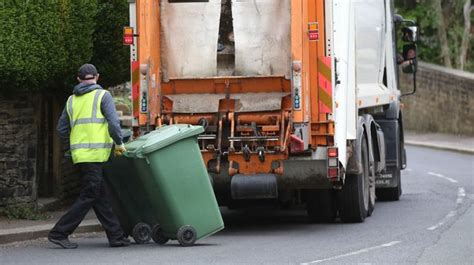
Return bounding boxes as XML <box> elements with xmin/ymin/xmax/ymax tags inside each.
<box><xmin>1</xmin><ymin>146</ymin><xmax>473</xmax><ymax>265</ymax></box>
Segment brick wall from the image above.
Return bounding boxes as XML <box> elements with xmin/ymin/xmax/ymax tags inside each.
<box><xmin>0</xmin><ymin>95</ymin><xmax>39</xmax><ymax>206</ymax></box>
<box><xmin>400</xmin><ymin>62</ymin><xmax>474</xmax><ymax>136</ymax></box>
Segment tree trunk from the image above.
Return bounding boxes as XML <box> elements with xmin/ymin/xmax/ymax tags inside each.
<box><xmin>403</xmin><ymin>0</ymin><xmax>417</xmax><ymax>9</ymax></box>
<box><xmin>459</xmin><ymin>0</ymin><xmax>472</xmax><ymax>70</ymax></box>
<box><xmin>433</xmin><ymin>0</ymin><xmax>453</xmax><ymax>68</ymax></box>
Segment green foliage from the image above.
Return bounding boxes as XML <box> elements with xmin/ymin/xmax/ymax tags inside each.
<box><xmin>395</xmin><ymin>1</ymin><xmax>441</xmax><ymax>64</ymax></box>
<box><xmin>395</xmin><ymin>0</ymin><xmax>473</xmax><ymax>72</ymax></box>
<box><xmin>1</xmin><ymin>204</ymin><xmax>48</xmax><ymax>221</ymax></box>
<box><xmin>91</xmin><ymin>0</ymin><xmax>130</xmax><ymax>88</ymax></box>
<box><xmin>0</xmin><ymin>1</ymin><xmax>130</xmax><ymax>93</ymax></box>
<box><xmin>0</xmin><ymin>1</ymin><xmax>98</xmax><ymax>92</ymax></box>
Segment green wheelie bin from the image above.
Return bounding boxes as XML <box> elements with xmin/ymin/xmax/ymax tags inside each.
<box><xmin>130</xmin><ymin>124</ymin><xmax>224</xmax><ymax>246</ymax></box>
<box><xmin>103</xmin><ymin>130</ymin><xmax>162</xmax><ymax>244</ymax></box>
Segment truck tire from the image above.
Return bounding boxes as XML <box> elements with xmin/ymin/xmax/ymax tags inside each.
<box><xmin>376</xmin><ymin>168</ymin><xmax>401</xmax><ymax>201</ymax></box>
<box><xmin>338</xmin><ymin>136</ymin><xmax>370</xmax><ymax>222</ymax></box>
<box><xmin>368</xmin><ymin>162</ymin><xmax>376</xmax><ymax>216</ymax></box>
<box><xmin>304</xmin><ymin>189</ymin><xmax>337</xmax><ymax>223</ymax></box>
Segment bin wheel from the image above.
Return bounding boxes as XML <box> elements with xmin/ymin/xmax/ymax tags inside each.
<box><xmin>132</xmin><ymin>223</ymin><xmax>151</xmax><ymax>244</ymax></box>
<box><xmin>176</xmin><ymin>225</ymin><xmax>197</xmax><ymax>247</ymax></box>
<box><xmin>151</xmin><ymin>224</ymin><xmax>169</xmax><ymax>245</ymax></box>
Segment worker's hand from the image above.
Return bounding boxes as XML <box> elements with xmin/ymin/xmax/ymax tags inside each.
<box><xmin>114</xmin><ymin>144</ymin><xmax>126</xmax><ymax>157</ymax></box>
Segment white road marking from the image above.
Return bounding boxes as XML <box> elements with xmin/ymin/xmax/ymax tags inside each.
<box><xmin>427</xmin><ymin>210</ymin><xmax>457</xmax><ymax>231</ymax></box>
<box><xmin>456</xmin><ymin>187</ymin><xmax>466</xmax><ymax>204</ymax></box>
<box><xmin>427</xmin><ymin>172</ymin><xmax>458</xmax><ymax>183</ymax></box>
<box><xmin>405</xmin><ymin>168</ymin><xmax>412</xmax><ymax>172</ymax></box>
<box><xmin>426</xmin><ymin>183</ymin><xmax>465</xmax><ymax>231</ymax></box>
<box><xmin>300</xmin><ymin>241</ymin><xmax>402</xmax><ymax>264</ymax></box>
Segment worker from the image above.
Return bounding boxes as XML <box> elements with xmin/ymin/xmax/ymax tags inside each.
<box><xmin>397</xmin><ymin>48</ymin><xmax>416</xmax><ymax>65</ymax></box>
<box><xmin>48</xmin><ymin>64</ymin><xmax>129</xmax><ymax>249</ymax></box>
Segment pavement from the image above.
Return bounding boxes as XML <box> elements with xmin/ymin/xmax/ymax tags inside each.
<box><xmin>0</xmin><ymin>131</ymin><xmax>472</xmax><ymax>247</ymax></box>
<box><xmin>404</xmin><ymin>131</ymin><xmax>474</xmax><ymax>154</ymax></box>
<box><xmin>0</xmin><ymin>210</ymin><xmax>100</xmax><ymax>245</ymax></box>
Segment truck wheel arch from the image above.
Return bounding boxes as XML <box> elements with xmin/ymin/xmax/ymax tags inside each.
<box><xmin>346</xmin><ymin>116</ymin><xmax>368</xmax><ymax>176</ymax></box>
<box><xmin>398</xmin><ymin>111</ymin><xmax>407</xmax><ymax>169</ymax></box>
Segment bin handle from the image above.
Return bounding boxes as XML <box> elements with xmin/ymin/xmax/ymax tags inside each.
<box><xmin>135</xmin><ymin>151</ymin><xmax>149</xmax><ymax>164</ymax></box>
<box><xmin>129</xmin><ymin>151</ymin><xmax>149</xmax><ymax>164</ymax></box>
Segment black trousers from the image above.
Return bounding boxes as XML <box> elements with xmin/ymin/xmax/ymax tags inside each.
<box><xmin>49</xmin><ymin>162</ymin><xmax>124</xmax><ymax>241</ymax></box>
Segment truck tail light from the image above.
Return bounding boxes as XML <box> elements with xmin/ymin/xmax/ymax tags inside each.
<box><xmin>292</xmin><ymin>61</ymin><xmax>302</xmax><ymax>110</ymax></box>
<box><xmin>292</xmin><ymin>62</ymin><xmax>301</xmax><ymax>72</ymax></box>
<box><xmin>123</xmin><ymin>27</ymin><xmax>134</xmax><ymax>45</ymax></box>
<box><xmin>308</xmin><ymin>22</ymin><xmax>319</xmax><ymax>41</ymax></box>
<box><xmin>327</xmin><ymin>147</ymin><xmax>339</xmax><ymax>181</ymax></box>
<box><xmin>328</xmin><ymin>147</ymin><xmax>338</xmax><ymax>157</ymax></box>
<box><xmin>328</xmin><ymin>157</ymin><xmax>338</xmax><ymax>167</ymax></box>
<box><xmin>328</xmin><ymin>167</ymin><xmax>339</xmax><ymax>179</ymax></box>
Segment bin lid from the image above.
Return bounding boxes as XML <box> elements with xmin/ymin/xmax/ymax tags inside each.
<box><xmin>124</xmin><ymin>130</ymin><xmax>162</xmax><ymax>158</ymax></box>
<box><xmin>135</xmin><ymin>124</ymin><xmax>204</xmax><ymax>156</ymax></box>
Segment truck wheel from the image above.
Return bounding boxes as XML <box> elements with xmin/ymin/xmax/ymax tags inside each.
<box><xmin>339</xmin><ymin>136</ymin><xmax>370</xmax><ymax>222</ymax></box>
<box><xmin>304</xmin><ymin>189</ymin><xmax>337</xmax><ymax>223</ymax></box>
<box><xmin>376</xmin><ymin>168</ymin><xmax>401</xmax><ymax>201</ymax></box>
<box><xmin>368</xmin><ymin>162</ymin><xmax>376</xmax><ymax>217</ymax></box>
<box><xmin>177</xmin><ymin>225</ymin><xmax>197</xmax><ymax>247</ymax></box>
<box><xmin>132</xmin><ymin>223</ymin><xmax>152</xmax><ymax>244</ymax></box>
<box><xmin>151</xmin><ymin>224</ymin><xmax>169</xmax><ymax>245</ymax></box>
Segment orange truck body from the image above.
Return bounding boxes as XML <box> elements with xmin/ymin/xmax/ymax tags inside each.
<box><xmin>130</xmin><ymin>0</ymin><xmax>332</xmax><ymax>177</ymax></box>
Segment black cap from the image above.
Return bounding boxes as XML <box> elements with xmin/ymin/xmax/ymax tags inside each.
<box><xmin>78</xmin><ymin>64</ymin><xmax>98</xmax><ymax>80</ymax></box>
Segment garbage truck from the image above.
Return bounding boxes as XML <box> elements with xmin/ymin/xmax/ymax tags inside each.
<box><xmin>124</xmin><ymin>0</ymin><xmax>418</xmax><ymax>223</ymax></box>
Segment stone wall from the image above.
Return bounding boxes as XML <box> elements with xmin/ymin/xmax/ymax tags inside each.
<box><xmin>58</xmin><ymin>148</ymin><xmax>81</xmax><ymax>202</ymax></box>
<box><xmin>400</xmin><ymin>62</ymin><xmax>474</xmax><ymax>136</ymax></box>
<box><xmin>0</xmin><ymin>93</ymin><xmax>82</xmax><ymax>209</ymax></box>
<box><xmin>0</xmin><ymin>95</ymin><xmax>39</xmax><ymax>206</ymax></box>
<box><xmin>36</xmin><ymin>96</ymin><xmax>82</xmax><ymax>204</ymax></box>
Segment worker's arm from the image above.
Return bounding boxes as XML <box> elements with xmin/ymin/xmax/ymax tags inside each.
<box><xmin>101</xmin><ymin>91</ymin><xmax>123</xmax><ymax>145</ymax></box>
<box><xmin>56</xmin><ymin>107</ymin><xmax>70</xmax><ymax>145</ymax></box>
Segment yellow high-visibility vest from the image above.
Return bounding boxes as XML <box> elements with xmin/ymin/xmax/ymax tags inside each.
<box><xmin>66</xmin><ymin>89</ymin><xmax>113</xmax><ymax>163</ymax></box>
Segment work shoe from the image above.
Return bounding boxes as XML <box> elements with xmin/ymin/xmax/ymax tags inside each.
<box><xmin>48</xmin><ymin>236</ymin><xmax>78</xmax><ymax>249</ymax></box>
<box><xmin>109</xmin><ymin>237</ymin><xmax>131</xmax><ymax>247</ymax></box>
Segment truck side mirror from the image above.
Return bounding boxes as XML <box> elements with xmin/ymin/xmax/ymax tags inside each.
<box><xmin>402</xmin><ymin>26</ymin><xmax>418</xmax><ymax>43</ymax></box>
<box><xmin>397</xmin><ymin>20</ymin><xmax>419</xmax><ymax>96</ymax></box>
<box><xmin>407</xmin><ymin>26</ymin><xmax>418</xmax><ymax>42</ymax></box>
<box><xmin>401</xmin><ymin>43</ymin><xmax>418</xmax><ymax>96</ymax></box>
<box><xmin>401</xmin><ymin>44</ymin><xmax>417</xmax><ymax>74</ymax></box>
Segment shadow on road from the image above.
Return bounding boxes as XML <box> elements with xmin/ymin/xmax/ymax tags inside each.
<box><xmin>218</xmin><ymin>206</ymin><xmax>336</xmax><ymax>234</ymax></box>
